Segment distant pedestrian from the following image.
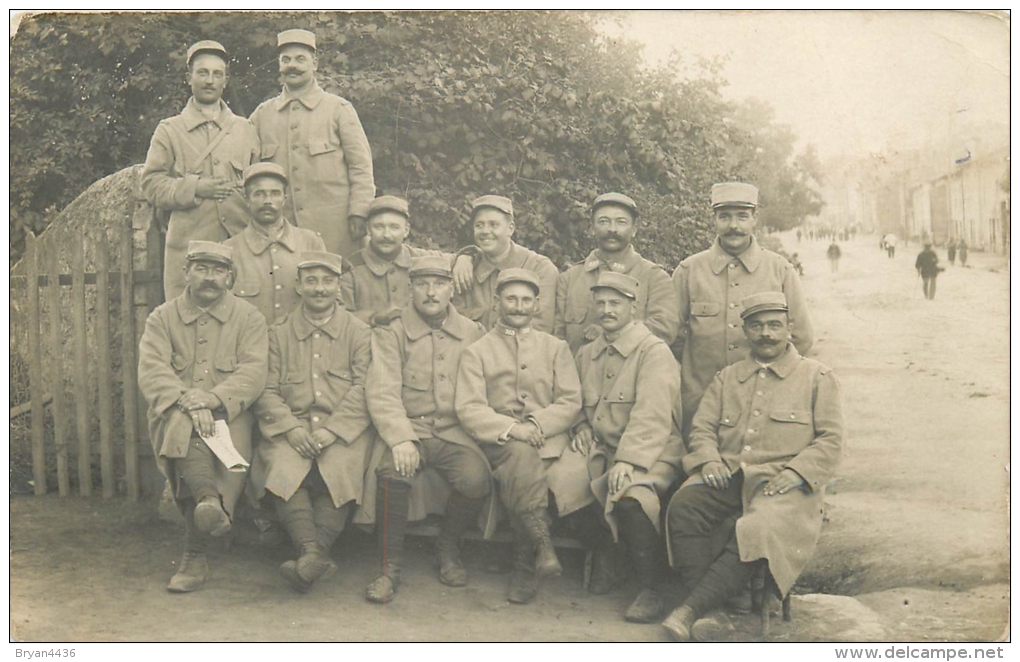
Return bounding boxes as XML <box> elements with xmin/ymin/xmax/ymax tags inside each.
<box><xmin>790</xmin><ymin>252</ymin><xmax>804</xmax><ymax>276</ymax></box>
<box><xmin>796</xmin><ymin>228</ymin><xmax>802</xmax><ymax>243</ymax></box>
<box><xmin>883</xmin><ymin>233</ymin><xmax>897</xmax><ymax>258</ymax></box>
<box><xmin>958</xmin><ymin>239</ymin><xmax>969</xmax><ymax>267</ymax></box>
<box><xmin>915</xmin><ymin>243</ymin><xmax>942</xmax><ymax>300</ymax></box>
<box><xmin>947</xmin><ymin>238</ymin><xmax>957</xmax><ymax>265</ymax></box>
<box><xmin>826</xmin><ymin>242</ymin><xmax>842</xmax><ymax>273</ymax></box>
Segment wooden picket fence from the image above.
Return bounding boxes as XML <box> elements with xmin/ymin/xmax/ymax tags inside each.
<box><xmin>13</xmin><ymin>215</ymin><xmax>165</xmax><ymax>500</ymax></box>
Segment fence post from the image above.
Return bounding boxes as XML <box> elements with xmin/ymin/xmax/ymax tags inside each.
<box><xmin>26</xmin><ymin>231</ymin><xmax>47</xmax><ymax>496</ymax></box>
<box><xmin>72</xmin><ymin>227</ymin><xmax>92</xmax><ymax>496</ymax></box>
<box><xmin>46</xmin><ymin>236</ymin><xmax>70</xmax><ymax>496</ymax></box>
<box><xmin>121</xmin><ymin>217</ymin><xmax>140</xmax><ymax>500</ymax></box>
<box><xmin>96</xmin><ymin>229</ymin><xmax>114</xmax><ymax>498</ymax></box>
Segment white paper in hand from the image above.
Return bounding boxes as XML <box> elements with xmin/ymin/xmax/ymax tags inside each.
<box><xmin>201</xmin><ymin>420</ymin><xmax>250</xmax><ymax>473</ymax></box>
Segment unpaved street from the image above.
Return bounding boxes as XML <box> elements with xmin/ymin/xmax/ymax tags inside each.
<box><xmin>9</xmin><ymin>233</ymin><xmax>1010</xmax><ymax>642</ymax></box>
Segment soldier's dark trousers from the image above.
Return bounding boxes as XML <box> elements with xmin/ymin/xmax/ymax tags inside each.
<box><xmin>922</xmin><ymin>276</ymin><xmax>937</xmax><ymax>300</ymax></box>
<box><xmin>615</xmin><ymin>496</ymin><xmax>666</xmax><ymax>590</ymax></box>
<box><xmin>668</xmin><ymin>472</ymin><xmax>745</xmax><ymax>592</ymax></box>
<box><xmin>177</xmin><ymin>436</ymin><xmax>219</xmax><ymax>504</ymax></box>
<box><xmin>481</xmin><ymin>441</ymin><xmax>549</xmax><ymax>517</ymax></box>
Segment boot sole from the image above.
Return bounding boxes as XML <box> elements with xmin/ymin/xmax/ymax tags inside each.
<box><xmin>280</xmin><ymin>561</ymin><xmax>312</xmax><ymax>593</ymax></box>
<box><xmin>194</xmin><ymin>501</ymin><xmax>231</xmax><ymax>537</ymax></box>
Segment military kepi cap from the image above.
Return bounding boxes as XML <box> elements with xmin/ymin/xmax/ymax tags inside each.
<box><xmin>496</xmin><ymin>268</ymin><xmax>541</xmax><ymax>294</ymax></box>
<box><xmin>187</xmin><ymin>40</ymin><xmax>228</xmax><ymax>65</ymax></box>
<box><xmin>592</xmin><ymin>192</ymin><xmax>638</xmax><ymax>218</ymax></box>
<box><xmin>187</xmin><ymin>241</ymin><xmax>233</xmax><ymax>266</ymax></box>
<box><xmin>368</xmin><ymin>195</ymin><xmax>410</xmax><ymax>219</ymax></box>
<box><xmin>740</xmin><ymin>291</ymin><xmax>788</xmax><ymax>319</ymax></box>
<box><xmin>711</xmin><ymin>182</ymin><xmax>759</xmax><ymax>209</ymax></box>
<box><xmin>591</xmin><ymin>272</ymin><xmax>639</xmax><ymax>300</ymax></box>
<box><xmin>409</xmin><ymin>255</ymin><xmax>452</xmax><ymax>279</ymax></box>
<box><xmin>471</xmin><ymin>195</ymin><xmax>513</xmax><ymax>217</ymax></box>
<box><xmin>278</xmin><ymin>29</ymin><xmax>316</xmax><ymax>51</ymax></box>
<box><xmin>243</xmin><ymin>162</ymin><xmax>288</xmax><ymax>187</ymax></box>
<box><xmin>297</xmin><ymin>251</ymin><xmax>343</xmax><ymax>276</ymax></box>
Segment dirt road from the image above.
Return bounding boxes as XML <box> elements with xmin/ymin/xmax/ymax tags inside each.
<box><xmin>9</xmin><ymin>233</ymin><xmax>1010</xmax><ymax>642</ymax></box>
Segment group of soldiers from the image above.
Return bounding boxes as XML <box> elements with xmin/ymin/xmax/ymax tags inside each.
<box><xmin>136</xmin><ymin>30</ymin><xmax>845</xmax><ymax>642</ymax></box>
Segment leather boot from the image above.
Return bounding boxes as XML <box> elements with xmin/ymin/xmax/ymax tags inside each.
<box><xmin>365</xmin><ymin>478</ymin><xmax>411</xmax><ymax>604</ymax></box>
<box><xmin>520</xmin><ymin>508</ymin><xmax>561</xmax><ymax>578</ymax></box>
<box><xmin>276</xmin><ymin>490</ymin><xmax>329</xmax><ymax>593</ymax></box>
<box><xmin>616</xmin><ymin>497</ymin><xmax>666</xmax><ymax>622</ymax></box>
<box><xmin>168</xmin><ymin>502</ymin><xmax>208</xmax><ymax>593</ymax></box>
<box><xmin>664</xmin><ymin>549</ymin><xmax>753</xmax><ymax>642</ymax></box>
<box><xmin>571</xmin><ymin>504</ymin><xmax>616</xmax><ymax>594</ymax></box>
<box><xmin>436</xmin><ymin>492</ymin><xmax>483</xmax><ymax>587</ymax></box>
<box><xmin>193</xmin><ymin>495</ymin><xmax>231</xmax><ymax>538</ymax></box>
<box><xmin>507</xmin><ymin>518</ymin><xmax>539</xmax><ymax>604</ymax></box>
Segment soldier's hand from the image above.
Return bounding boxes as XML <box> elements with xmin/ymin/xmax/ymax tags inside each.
<box><xmin>191</xmin><ymin>408</ymin><xmax>216</xmax><ymax>439</ymax></box>
<box><xmin>285</xmin><ymin>427</ymin><xmax>319</xmax><ymax>459</ymax></box>
<box><xmin>310</xmin><ymin>428</ymin><xmax>338</xmax><ymax>453</ymax></box>
<box><xmin>391</xmin><ymin>441</ymin><xmax>421</xmax><ymax>478</ymax></box>
<box><xmin>509</xmin><ymin>421</ymin><xmax>544</xmax><ymax>448</ymax></box>
<box><xmin>178</xmin><ymin>389</ymin><xmax>222</xmax><ymax>412</ymax></box>
<box><xmin>452</xmin><ymin>254</ymin><xmax>474</xmax><ymax>295</ymax></box>
<box><xmin>196</xmin><ymin>177</ymin><xmax>233</xmax><ymax>201</ymax></box>
<box><xmin>608</xmin><ymin>461</ymin><xmax>634</xmax><ymax>495</ymax></box>
<box><xmin>571</xmin><ymin>425</ymin><xmax>595</xmax><ymax>455</ymax></box>
<box><xmin>371</xmin><ymin>307</ymin><xmax>402</xmax><ymax>328</ymax></box>
<box><xmin>701</xmin><ymin>461</ymin><xmax>732</xmax><ymax>490</ymax></box>
<box><xmin>583</xmin><ymin>324</ymin><xmax>603</xmax><ymax>343</ymax></box>
<box><xmin>349</xmin><ymin>215</ymin><xmax>367</xmax><ymax>241</ymax></box>
<box><xmin>763</xmin><ymin>469</ymin><xmax>804</xmax><ymax>496</ymax></box>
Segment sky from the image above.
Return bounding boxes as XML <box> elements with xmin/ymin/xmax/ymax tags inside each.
<box><xmin>602</xmin><ymin>10</ymin><xmax>1010</xmax><ymax>163</ymax></box>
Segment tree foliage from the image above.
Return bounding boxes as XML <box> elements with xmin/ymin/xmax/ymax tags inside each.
<box><xmin>10</xmin><ymin>10</ymin><xmax>821</xmax><ymax>269</ymax></box>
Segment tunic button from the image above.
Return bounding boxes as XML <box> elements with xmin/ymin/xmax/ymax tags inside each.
<box><xmin>275</xmin><ymin>303</ymin><xmax>281</xmax><ymax>308</ymax></box>
<box><xmin>273</xmin><ymin>265</ymin><xmax>280</xmax><ymax>270</ymax></box>
<box><xmin>197</xmin><ymin>359</ymin><xmax>205</xmax><ymax>364</ymax></box>
<box><xmin>729</xmin><ymin>343</ymin><xmax>737</xmax><ymax>350</ymax></box>
<box><xmin>313</xmin><ymin>373</ymin><xmax>319</xmax><ymax>379</ymax></box>
<box><xmin>276</xmin><ymin>284</ymin><xmax>282</xmax><ymax>290</ymax></box>
<box><xmin>312</xmin><ymin>416</ymin><xmax>320</xmax><ymax>422</ymax></box>
<box><xmin>790</xmin><ymin>413</ymin><xmax>796</xmax><ymax>419</ymax></box>
<box><xmin>198</xmin><ymin>338</ymin><xmax>206</xmax><ymax>344</ymax></box>
<box><xmin>756</xmin><ymin>390</ymin><xmax>764</xmax><ymax>396</ymax></box>
<box><xmin>723</xmin><ymin>417</ymin><xmax>730</xmax><ymax>423</ymax></box>
<box><xmin>521</xmin><ymin>393</ymin><xmax>528</xmax><ymax>399</ymax></box>
<box><xmin>759</xmin><ymin>372</ymin><xmax>766</xmax><ymax>379</ymax></box>
<box><xmin>314</xmin><ymin>333</ymin><xmax>320</xmax><ymax>339</ymax></box>
<box><xmin>607</xmin><ymin>373</ymin><xmax>614</xmax><ymax>378</ymax></box>
<box><xmin>204</xmin><ymin>369</ymin><xmax>209</xmax><ymax>374</ymax></box>
<box><xmin>438</xmin><ymin>355</ymin><xmax>444</xmax><ymax>361</ymax></box>
<box><xmin>744</xmin><ymin>445</ymin><xmax>752</xmax><ymax>452</ymax></box>
<box><xmin>728</xmin><ymin>263</ymin><xmax>736</xmax><ymax>269</ymax></box>
<box><xmin>391</xmin><ymin>286</ymin><xmax>398</xmax><ymax>293</ymax></box>
<box><xmin>753</xmin><ymin>410</ymin><xmax>761</xmax><ymax>416</ymax></box>
<box><xmin>748</xmin><ymin>428</ymin><xmax>756</xmax><ymax>434</ymax></box>
<box><xmin>728</xmin><ymin>323</ymin><xmax>736</xmax><ymax>328</ymax></box>
<box><xmin>194</xmin><ymin>377</ymin><xmax>203</xmax><ymax>382</ymax></box>
<box><xmin>740</xmin><ymin>461</ymin><xmax>747</xmax><ymax>468</ymax></box>
<box><xmin>272</xmin><ymin>247</ymin><xmax>278</xmax><ymax>252</ymax></box>
<box><xmin>199</xmin><ymin>321</ymin><xmax>206</xmax><ymax>326</ymax></box>
<box><xmin>315</xmin><ymin>391</ymin><xmax>322</xmax><ymax>397</ymax></box>
<box><xmin>438</xmin><ymin>375</ymin><xmax>445</xmax><ymax>381</ymax></box>
<box><xmin>729</xmin><ymin>303</ymin><xmax>736</xmax><ymax>308</ymax></box>
<box><xmin>313</xmin><ymin>353</ymin><xmax>320</xmax><ymax>359</ymax></box>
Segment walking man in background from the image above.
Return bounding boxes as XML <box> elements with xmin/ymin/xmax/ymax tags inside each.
<box><xmin>250</xmin><ymin>29</ymin><xmax>375</xmax><ymax>259</ymax></box>
<box><xmin>958</xmin><ymin>238</ymin><xmax>969</xmax><ymax>267</ymax></box>
<box><xmin>915</xmin><ymin>242</ymin><xmax>942</xmax><ymax>300</ymax></box>
<box><xmin>947</xmin><ymin>237</ymin><xmax>958</xmax><ymax>266</ymax></box>
<box><xmin>883</xmin><ymin>233</ymin><xmax>897</xmax><ymax>258</ymax></box>
<box><xmin>826</xmin><ymin>241</ymin><xmax>842</xmax><ymax>273</ymax></box>
<box><xmin>141</xmin><ymin>40</ymin><xmax>260</xmax><ymax>299</ymax></box>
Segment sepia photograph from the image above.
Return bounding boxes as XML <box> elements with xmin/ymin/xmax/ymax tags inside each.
<box><xmin>7</xmin><ymin>9</ymin><xmax>1011</xmax><ymax>647</ymax></box>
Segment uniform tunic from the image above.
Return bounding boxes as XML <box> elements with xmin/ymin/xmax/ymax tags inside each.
<box><xmin>223</xmin><ymin>221</ymin><xmax>325</xmax><ymax>324</ymax></box>
<box><xmin>353</xmin><ymin>304</ymin><xmax>495</xmax><ymax>533</ymax></box>
<box><xmin>250</xmin><ymin>309</ymin><xmax>373</xmax><ymax>508</ymax></box>
<box><xmin>456</xmin><ymin>324</ymin><xmax>590</xmax><ymax>517</ymax></box>
<box><xmin>576</xmin><ymin>322</ymin><xmax>685</xmax><ymax>538</ymax></box>
<box><xmin>137</xmin><ymin>290</ymin><xmax>268</xmax><ymax>517</ymax></box>
<box><xmin>340</xmin><ymin>244</ymin><xmax>449</xmax><ymax>324</ymax></box>
<box><xmin>141</xmin><ymin>98</ymin><xmax>260</xmax><ymax>300</ymax></box>
<box><xmin>452</xmin><ymin>241</ymin><xmax>559</xmax><ymax>333</ymax></box>
<box><xmin>669</xmin><ymin>344</ymin><xmax>844</xmax><ymax>595</ymax></box>
<box><xmin>555</xmin><ymin>246</ymin><xmax>679</xmax><ymax>354</ymax></box>
<box><xmin>249</xmin><ymin>83</ymin><xmax>374</xmax><ymax>259</ymax></box>
<box><xmin>672</xmin><ymin>237</ymin><xmax>813</xmax><ymax>438</ymax></box>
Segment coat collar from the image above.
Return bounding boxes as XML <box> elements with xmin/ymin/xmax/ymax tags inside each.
<box><xmin>182</xmin><ymin>98</ymin><xmax>231</xmax><ymax>132</ymax></box>
<box><xmin>589</xmin><ymin>321</ymin><xmax>651</xmax><ymax>359</ymax></box>
<box><xmin>734</xmin><ymin>343</ymin><xmax>802</xmax><ymax>382</ymax></box>
<box><xmin>710</xmin><ymin>236</ymin><xmax>763</xmax><ymax>275</ymax></box>
<box><xmin>242</xmin><ymin>220</ymin><xmax>300</xmax><ymax>255</ymax></box>
<box><xmin>362</xmin><ymin>244</ymin><xmax>411</xmax><ymax>277</ymax></box>
<box><xmin>292</xmin><ymin>306</ymin><xmax>345</xmax><ymax>340</ymax></box>
<box><xmin>475</xmin><ymin>241</ymin><xmax>527</xmax><ymax>283</ymax></box>
<box><xmin>175</xmin><ymin>289</ymin><xmax>236</xmax><ymax>324</ymax></box>
<box><xmin>402</xmin><ymin>303</ymin><xmax>471</xmax><ymax>341</ymax></box>
<box><xmin>274</xmin><ymin>82</ymin><xmax>325</xmax><ymax>111</ymax></box>
<box><xmin>583</xmin><ymin>245</ymin><xmax>641</xmax><ymax>273</ymax></box>
<box><xmin>494</xmin><ymin>321</ymin><xmax>532</xmax><ymax>338</ymax></box>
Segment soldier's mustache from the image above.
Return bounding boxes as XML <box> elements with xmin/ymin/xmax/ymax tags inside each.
<box><xmin>725</xmin><ymin>230</ymin><xmax>747</xmax><ymax>237</ymax></box>
<box><xmin>283</xmin><ymin>68</ymin><xmax>302</xmax><ymax>75</ymax></box>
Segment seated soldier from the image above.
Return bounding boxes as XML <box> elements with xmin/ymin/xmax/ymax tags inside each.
<box><xmin>137</xmin><ymin>241</ymin><xmax>268</xmax><ymax>592</ymax></box>
<box><xmin>661</xmin><ymin>292</ymin><xmax>844</xmax><ymax>642</ymax></box>
<box><xmin>362</xmin><ymin>256</ymin><xmax>491</xmax><ymax>604</ymax></box>
<box><xmin>339</xmin><ymin>195</ymin><xmax>476</xmax><ymax>326</ymax></box>
<box><xmin>250</xmin><ymin>251</ymin><xmax>373</xmax><ymax>592</ymax></box>
<box><xmin>571</xmin><ymin>272</ymin><xmax>685</xmax><ymax>623</ymax></box>
<box><xmin>456</xmin><ymin>269</ymin><xmax>591</xmax><ymax>604</ymax></box>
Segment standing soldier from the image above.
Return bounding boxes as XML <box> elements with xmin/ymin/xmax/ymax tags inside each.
<box><xmin>223</xmin><ymin>163</ymin><xmax>325</xmax><ymax>324</ymax></box>
<box><xmin>555</xmin><ymin>193</ymin><xmax>678</xmax><ymax>355</ymax></box>
<box><xmin>250</xmin><ymin>29</ymin><xmax>375</xmax><ymax>259</ymax></box>
<box><xmin>453</xmin><ymin>195</ymin><xmax>559</xmax><ymax>333</ymax></box>
<box><xmin>142</xmin><ymin>40</ymin><xmax>260</xmax><ymax>300</ymax></box>
<box><xmin>456</xmin><ymin>269</ymin><xmax>587</xmax><ymax>604</ymax></box>
<box><xmin>138</xmin><ymin>241</ymin><xmax>268</xmax><ymax>592</ymax></box>
<box><xmin>361</xmin><ymin>256</ymin><xmax>491</xmax><ymax>604</ymax></box>
<box><xmin>672</xmin><ymin>182</ymin><xmax>813</xmax><ymax>441</ymax></box>
<box><xmin>250</xmin><ymin>252</ymin><xmax>373</xmax><ymax>592</ymax></box>
<box><xmin>571</xmin><ymin>272</ymin><xmax>685</xmax><ymax>623</ymax></box>
<box><xmin>662</xmin><ymin>293</ymin><xmax>843</xmax><ymax>642</ymax></box>
<box><xmin>340</xmin><ymin>195</ymin><xmax>476</xmax><ymax>326</ymax></box>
